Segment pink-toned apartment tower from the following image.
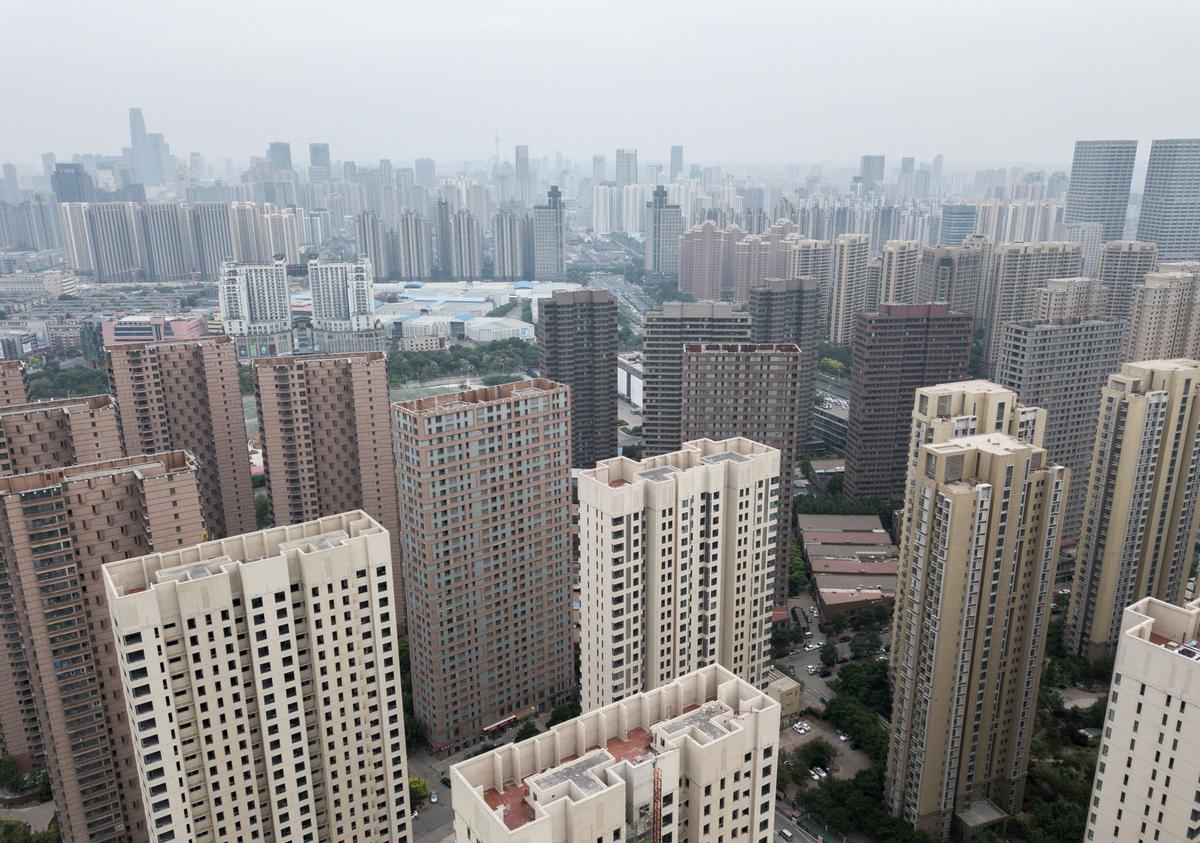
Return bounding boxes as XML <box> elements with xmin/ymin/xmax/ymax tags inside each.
<box><xmin>393</xmin><ymin>379</ymin><xmax>574</xmax><ymax>754</ymax></box>
<box><xmin>106</xmin><ymin>335</ymin><xmax>255</xmax><ymax>539</ymax></box>
<box><xmin>0</xmin><ymin>361</ymin><xmax>28</xmax><ymax>408</ymax></box>
<box><xmin>253</xmin><ymin>352</ymin><xmax>406</xmax><ymax>626</ymax></box>
<box><xmin>0</xmin><ymin>452</ymin><xmax>205</xmax><ymax>843</ymax></box>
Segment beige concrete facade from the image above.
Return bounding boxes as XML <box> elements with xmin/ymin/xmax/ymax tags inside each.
<box><xmin>886</xmin><ymin>434</ymin><xmax>1068</xmax><ymax>837</ymax></box>
<box><xmin>879</xmin><ymin>239</ymin><xmax>920</xmax><ymax>304</ymax></box>
<box><xmin>1067</xmin><ymin>360</ymin><xmax>1200</xmax><ymax>659</ymax></box>
<box><xmin>1085</xmin><ymin>596</ymin><xmax>1200</xmax><ymax>841</ymax></box>
<box><xmin>103</xmin><ymin>512</ymin><xmax>411</xmax><ymax>843</ymax></box>
<box><xmin>1034</xmin><ymin>276</ymin><xmax>1112</xmax><ymax>320</ymax></box>
<box><xmin>393</xmin><ymin>380</ymin><xmax>574</xmax><ymax>753</ymax></box>
<box><xmin>451</xmin><ymin>664</ymin><xmax>779</xmax><ymax>843</ymax></box>
<box><xmin>107</xmin><ymin>336</ymin><xmax>256</xmax><ymax>540</ymax></box>
<box><xmin>253</xmin><ymin>352</ymin><xmax>405</xmax><ymax>627</ymax></box>
<box><xmin>1124</xmin><ymin>271</ymin><xmax>1199</xmax><ymax>362</ymax></box>
<box><xmin>917</xmin><ymin>244</ymin><xmax>987</xmax><ymax>324</ymax></box>
<box><xmin>0</xmin><ymin>394</ymin><xmax>122</xmax><ymax>476</ymax></box>
<box><xmin>829</xmin><ymin>234</ymin><xmax>870</xmax><ymax>346</ymax></box>
<box><xmin>1097</xmin><ymin>239</ymin><xmax>1159</xmax><ymax>318</ymax></box>
<box><xmin>577</xmin><ymin>438</ymin><xmax>779</xmax><ymax>712</ymax></box>
<box><xmin>0</xmin><ymin>452</ymin><xmax>205</xmax><ymax>843</ymax></box>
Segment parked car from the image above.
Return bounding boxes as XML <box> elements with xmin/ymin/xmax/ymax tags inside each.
<box><xmin>440</xmin><ymin>774</ymin><xmax>451</xmax><ymax>787</ymax></box>
<box><xmin>430</xmin><ymin>791</ymin><xmax>439</xmax><ymax>804</ymax></box>
<box><xmin>780</xmin><ymin>829</ymin><xmax>795</xmax><ymax>841</ymax></box>
<box><xmin>838</xmin><ymin>732</ymin><xmax>850</xmax><ymax>742</ymax></box>
<box><xmin>819</xmin><ymin>669</ymin><xmax>833</xmax><ymax>678</ymax></box>
<box><xmin>837</xmin><ymin>657</ymin><xmax>849</xmax><ymax>664</ymax></box>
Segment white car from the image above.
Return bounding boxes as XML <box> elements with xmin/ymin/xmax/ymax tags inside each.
<box><xmin>806</xmin><ymin>665</ymin><xmax>817</xmax><ymax>675</ymax></box>
<box><xmin>838</xmin><ymin>732</ymin><xmax>850</xmax><ymax>742</ymax></box>
<box><xmin>430</xmin><ymin>791</ymin><xmax>439</xmax><ymax>804</ymax></box>
<box><xmin>810</xmin><ymin>771</ymin><xmax>820</xmax><ymax>781</ymax></box>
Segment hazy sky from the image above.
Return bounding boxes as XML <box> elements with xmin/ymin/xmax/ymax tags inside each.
<box><xmin>6</xmin><ymin>0</ymin><xmax>1198</xmax><ymax>172</ymax></box>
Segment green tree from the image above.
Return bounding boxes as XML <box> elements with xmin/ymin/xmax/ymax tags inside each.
<box><xmin>795</xmin><ymin>738</ymin><xmax>838</xmax><ymax>771</ymax></box>
<box><xmin>830</xmin><ymin>660</ymin><xmax>891</xmax><ymax>717</ymax></box>
<box><xmin>848</xmin><ymin>631</ymin><xmax>882</xmax><ymax>659</ymax></box>
<box><xmin>238</xmin><ymin>364</ymin><xmax>255</xmax><ymax>395</ymax></box>
<box><xmin>829</xmin><ymin>613</ymin><xmax>849</xmax><ymax>635</ymax></box>
<box><xmin>0</xmin><ymin>755</ymin><xmax>21</xmax><ymax>791</ymax></box>
<box><xmin>819</xmin><ymin>643</ymin><xmax>838</xmax><ymax>666</ymax></box>
<box><xmin>409</xmin><ymin>775</ymin><xmax>430</xmax><ymax>807</ymax></box>
<box><xmin>513</xmin><ymin>720</ymin><xmax>542</xmax><ymax>742</ymax></box>
<box><xmin>548</xmin><ymin>700</ymin><xmax>581</xmax><ymax>727</ymax></box>
<box><xmin>254</xmin><ymin>496</ymin><xmax>270</xmax><ymax>528</ymax></box>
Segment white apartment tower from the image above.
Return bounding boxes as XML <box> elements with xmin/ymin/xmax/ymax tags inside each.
<box><xmin>308</xmin><ymin>258</ymin><xmax>384</xmax><ymax>353</ymax></box>
<box><xmin>577</xmin><ymin>437</ymin><xmax>779</xmax><ymax>712</ymax></box>
<box><xmin>829</xmin><ymin>233</ymin><xmax>870</xmax><ymax>345</ymax></box>
<box><xmin>218</xmin><ymin>257</ymin><xmax>294</xmax><ymax>358</ymax></box>
<box><xmin>879</xmin><ymin>239</ymin><xmax>920</xmax><ymax>304</ymax></box>
<box><xmin>103</xmin><ymin>512</ymin><xmax>412</xmax><ymax>843</ymax></box>
<box><xmin>451</xmin><ymin>664</ymin><xmax>779</xmax><ymax>843</ymax></box>
<box><xmin>1084</xmin><ymin>596</ymin><xmax>1200</xmax><ymax>842</ymax></box>
<box><xmin>491</xmin><ymin>211</ymin><xmax>526</xmax><ymax>280</ymax></box>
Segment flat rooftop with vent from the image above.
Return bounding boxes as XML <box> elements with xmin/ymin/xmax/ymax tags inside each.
<box><xmin>451</xmin><ymin>664</ymin><xmax>780</xmax><ymax>843</ymax></box>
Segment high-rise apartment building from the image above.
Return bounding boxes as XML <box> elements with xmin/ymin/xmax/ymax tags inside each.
<box><xmin>491</xmin><ymin>211</ymin><xmax>526</xmax><ymax>280</ymax></box>
<box><xmin>732</xmin><ymin>235</ymin><xmax>770</xmax><ymax>302</ymax></box>
<box><xmin>0</xmin><ymin>394</ymin><xmax>122</xmax><ymax>476</ymax></box>
<box><xmin>532</xmin><ymin>186</ymin><xmax>566</xmax><ymax>281</ymax></box>
<box><xmin>981</xmin><ymin>241</ymin><xmax>1083</xmax><ymax>370</ymax></box>
<box><xmin>1034</xmin><ymin>277</ymin><xmax>1111</xmax><ymax>319</ymax></box>
<box><xmin>917</xmin><ymin>243</ymin><xmax>987</xmax><ymax>320</ymax></box>
<box><xmin>263</xmin><ymin>211</ymin><xmax>301</xmax><ymax>265</ymax></box>
<box><xmin>681</xmin><ymin>345</ymin><xmax>803</xmax><ymax>599</ymax></box>
<box><xmin>393</xmin><ymin>381</ymin><xmax>574</xmax><ymax>753</ymax></box>
<box><xmin>253</xmin><ymin>352</ymin><xmax>403</xmax><ymax>615</ymax></box>
<box><xmin>644</xmin><ymin>185</ymin><xmax>682</xmax><ymax>280</ymax></box>
<box><xmin>787</xmin><ymin>238</ymin><xmax>833</xmax><ymax>334</ymax></box>
<box><xmin>1083</xmin><ymin>596</ymin><xmax>1200</xmax><ymax>842</ymax></box>
<box><xmin>938</xmin><ymin>203</ymin><xmax>977</xmax><ymax>246</ymax></box>
<box><xmin>50</xmin><ymin>163</ymin><xmax>94</xmax><ymax>203</ymax></box>
<box><xmin>218</xmin><ymin>257</ymin><xmax>293</xmax><ymax>358</ymax></box>
<box><xmin>1065</xmin><ymin>139</ymin><xmax>1137</xmax><ymax>240</ymax></box>
<box><xmin>451</xmin><ymin>664</ymin><xmax>779</xmax><ymax>843</ymax></box>
<box><xmin>1124</xmin><ymin>270</ymin><xmax>1200</xmax><ymax>360</ymax></box>
<box><xmin>107</xmin><ymin>336</ymin><xmax>256</xmax><ymax>539</ymax></box>
<box><xmin>103</xmin><ymin>511</ymin><xmax>412</xmax><ymax>843</ymax></box>
<box><xmin>829</xmin><ymin>233</ymin><xmax>870</xmax><ymax>345</ymax></box>
<box><xmin>356</xmin><ymin>210</ymin><xmax>391</xmax><ymax>281</ymax></box>
<box><xmin>844</xmin><ymin>303</ymin><xmax>971</xmax><ymax>501</ymax></box>
<box><xmin>642</xmin><ymin>303</ymin><xmax>751</xmax><ymax>456</ymax></box>
<box><xmin>141</xmin><ymin>202</ymin><xmax>199</xmax><ymax>282</ymax></box>
<box><xmin>0</xmin><ymin>452</ymin><xmax>205</xmax><ymax>843</ymax></box>
<box><xmin>1136</xmin><ymin>138</ymin><xmax>1200</xmax><ymax>260</ymax></box>
<box><xmin>615</xmin><ymin>148</ymin><xmax>638</xmax><ymax>187</ymax></box>
<box><xmin>677</xmin><ymin>221</ymin><xmax>743</xmax><ymax>301</ymax></box>
<box><xmin>0</xmin><ymin>361</ymin><xmax>27</xmax><ymax>407</ymax></box>
<box><xmin>537</xmin><ymin>290</ymin><xmax>618</xmax><ymax>468</ymax></box>
<box><xmin>229</xmin><ymin>201</ymin><xmax>272</xmax><ymax>264</ymax></box>
<box><xmin>308</xmin><ymin>258</ymin><xmax>383</xmax><ymax>353</ymax></box>
<box><xmin>859</xmin><ymin>155</ymin><xmax>885</xmax><ymax>192</ymax></box>
<box><xmin>1054</xmin><ymin>221</ymin><xmax>1103</xmax><ymax>275</ymax></box>
<box><xmin>748</xmin><ymin>276</ymin><xmax>821</xmax><ymax>446</ymax></box>
<box><xmin>394</xmin><ymin>210</ymin><xmax>433</xmax><ymax>281</ymax></box>
<box><xmin>190</xmin><ymin>202</ymin><xmax>236</xmax><ymax>281</ymax></box>
<box><xmin>879</xmin><ymin>239</ymin><xmax>920</xmax><ymax>304</ymax></box>
<box><xmin>449</xmin><ymin>209</ymin><xmax>483</xmax><ymax>279</ymax></box>
<box><xmin>886</xmin><ymin>434</ymin><xmax>1067</xmax><ymax>837</ymax></box>
<box><xmin>1097</xmin><ymin>240</ymin><xmax>1159</xmax><ymax>318</ymax></box>
<box><xmin>89</xmin><ymin>202</ymin><xmax>148</xmax><ymax>282</ymax></box>
<box><xmin>1066</xmin><ymin>359</ymin><xmax>1200</xmax><ymax>659</ymax></box>
<box><xmin>578</xmin><ymin>439</ymin><xmax>778</xmax><ymax>711</ymax></box>
<box><xmin>308</xmin><ymin>142</ymin><xmax>331</xmax><ymax>180</ymax></box>
<box><xmin>266</xmin><ymin>140</ymin><xmax>293</xmax><ymax>170</ymax></box>
<box><xmin>994</xmin><ymin>318</ymin><xmax>1126</xmax><ymax>537</ymax></box>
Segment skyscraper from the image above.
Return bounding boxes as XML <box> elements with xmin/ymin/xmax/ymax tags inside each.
<box><xmin>681</xmin><ymin>344</ymin><xmax>804</xmax><ymax>599</ymax></box>
<box><xmin>449</xmin><ymin>208</ymin><xmax>483</xmax><ymax>279</ymax></box>
<box><xmin>844</xmin><ymin>303</ymin><xmax>972</xmax><ymax>500</ymax></box>
<box><xmin>1135</xmin><ymin>138</ymin><xmax>1200</xmax><ymax>259</ymax></box>
<box><xmin>393</xmin><ymin>381</ymin><xmax>574</xmax><ymax>753</ymax></box>
<box><xmin>141</xmin><ymin>202</ymin><xmax>198</xmax><ymax>281</ymax></box>
<box><xmin>106</xmin><ymin>336</ymin><xmax>256</xmax><ymax>539</ymax></box>
<box><xmin>190</xmin><ymin>201</ymin><xmax>236</xmax><ymax>280</ymax></box>
<box><xmin>993</xmin><ymin>318</ymin><xmax>1126</xmax><ymax>536</ymax></box>
<box><xmin>0</xmin><ymin>360</ymin><xmax>27</xmax><ymax>407</ymax></box>
<box><xmin>886</xmin><ymin>434</ymin><xmax>1067</xmax><ymax>837</ymax></box>
<box><xmin>266</xmin><ymin>140</ymin><xmax>292</xmax><ymax>170</ymax></box>
<box><xmin>615</xmin><ymin>148</ymin><xmax>638</xmax><ymax>187</ymax></box>
<box><xmin>103</xmin><ymin>512</ymin><xmax>413</xmax><ymax>843</ymax></box>
<box><xmin>644</xmin><ymin>185</ymin><xmax>682</xmax><ymax>280</ymax></box>
<box><xmin>1066</xmin><ymin>359</ymin><xmax>1200</xmax><ymax>659</ymax></box>
<box><xmin>917</xmin><ymin>243</ymin><xmax>986</xmax><ymax>320</ymax></box>
<box><xmin>829</xmin><ymin>233</ymin><xmax>870</xmax><ymax>345</ymax></box>
<box><xmin>1083</xmin><ymin>596</ymin><xmax>1200</xmax><ymax>842</ymax></box>
<box><xmin>308</xmin><ymin>141</ymin><xmax>331</xmax><ymax>180</ymax></box>
<box><xmin>515</xmin><ymin>144</ymin><xmax>531</xmax><ymax>205</ymax></box>
<box><xmin>748</xmin><ymin>276</ymin><xmax>822</xmax><ymax>447</ymax></box>
<box><xmin>308</xmin><ymin>258</ymin><xmax>383</xmax><ymax>352</ymax></box>
<box><xmin>394</xmin><ymin>210</ymin><xmax>433</xmax><ymax>281</ymax></box>
<box><xmin>451</xmin><ymin>664</ymin><xmax>779</xmax><ymax>843</ymax></box>
<box><xmin>677</xmin><ymin>221</ymin><xmax>743</xmax><ymax>300</ymax></box>
<box><xmin>414</xmin><ymin>157</ymin><xmax>436</xmax><ymax>189</ymax></box>
<box><xmin>982</xmin><ymin>241</ymin><xmax>1083</xmax><ymax>370</ymax></box>
<box><xmin>0</xmin><ymin>452</ymin><xmax>205</xmax><ymax>843</ymax></box>
<box><xmin>1097</xmin><ymin>239</ymin><xmax>1159</xmax><ymax>318</ymax></box>
<box><xmin>577</xmin><ymin>438</ymin><xmax>778</xmax><ymax>710</ymax></box>
<box><xmin>592</xmin><ymin>154</ymin><xmax>606</xmax><ymax>183</ymax></box>
<box><xmin>859</xmin><ymin>155</ymin><xmax>885</xmax><ymax>193</ymax></box>
<box><xmin>1034</xmin><ymin>277</ymin><xmax>1111</xmax><ymax>320</ymax></box>
<box><xmin>669</xmin><ymin>145</ymin><xmax>684</xmax><ymax>182</ymax></box>
<box><xmin>491</xmin><ymin>210</ymin><xmax>526</xmax><ymax>280</ymax></box>
<box><xmin>537</xmin><ymin>290</ymin><xmax>618</xmax><ymax>468</ymax></box>
<box><xmin>1124</xmin><ymin>270</ymin><xmax>1200</xmax><ymax>360</ymax></box>
<box><xmin>938</xmin><ymin>203</ymin><xmax>978</xmax><ymax>246</ymax></box>
<box><xmin>217</xmin><ymin>257</ymin><xmax>294</xmax><ymax>357</ymax></box>
<box><xmin>878</xmin><ymin>239</ymin><xmax>920</xmax><ymax>304</ymax></box>
<box><xmin>532</xmin><ymin>186</ymin><xmax>566</xmax><ymax>281</ymax></box>
<box><xmin>642</xmin><ymin>302</ymin><xmax>751</xmax><ymax>456</ymax></box>
<box><xmin>57</xmin><ymin>202</ymin><xmax>94</xmax><ymax>274</ymax></box>
<box><xmin>0</xmin><ymin>394</ymin><xmax>121</xmax><ymax>477</ymax></box>
<box><xmin>88</xmin><ymin>201</ymin><xmax>148</xmax><ymax>281</ymax></box>
<box><xmin>50</xmin><ymin>163</ymin><xmax>94</xmax><ymax>203</ymax></box>
<box><xmin>1065</xmin><ymin>139</ymin><xmax>1137</xmax><ymax>240</ymax></box>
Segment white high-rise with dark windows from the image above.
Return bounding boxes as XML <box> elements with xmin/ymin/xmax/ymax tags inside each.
<box><xmin>1065</xmin><ymin>139</ymin><xmax>1137</xmax><ymax>240</ymax></box>
<box><xmin>1137</xmin><ymin>138</ymin><xmax>1200</xmax><ymax>260</ymax></box>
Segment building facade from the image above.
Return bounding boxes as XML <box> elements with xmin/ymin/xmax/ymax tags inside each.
<box><xmin>1065</xmin><ymin>139</ymin><xmax>1137</xmax><ymax>240</ymax></box>
<box><xmin>1066</xmin><ymin>359</ymin><xmax>1200</xmax><ymax>659</ymax></box>
<box><xmin>829</xmin><ymin>233</ymin><xmax>870</xmax><ymax>346</ymax></box>
<box><xmin>393</xmin><ymin>381</ymin><xmax>574</xmax><ymax>752</ymax></box>
<box><xmin>532</xmin><ymin>187</ymin><xmax>566</xmax><ymax>281</ymax></box>
<box><xmin>644</xmin><ymin>185</ymin><xmax>682</xmax><ymax>280</ymax></box>
<box><xmin>308</xmin><ymin>258</ymin><xmax>384</xmax><ymax>353</ymax></box>
<box><xmin>103</xmin><ymin>512</ymin><xmax>412</xmax><ymax>843</ymax></box>
<box><xmin>218</xmin><ymin>257</ymin><xmax>293</xmax><ymax>358</ymax></box>
<box><xmin>981</xmin><ymin>241</ymin><xmax>1083</xmax><ymax>371</ymax></box>
<box><xmin>1136</xmin><ymin>138</ymin><xmax>1200</xmax><ymax>260</ymax></box>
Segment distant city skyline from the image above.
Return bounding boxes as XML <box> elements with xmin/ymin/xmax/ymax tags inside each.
<box><xmin>3</xmin><ymin>0</ymin><xmax>1198</xmax><ymax>169</ymax></box>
